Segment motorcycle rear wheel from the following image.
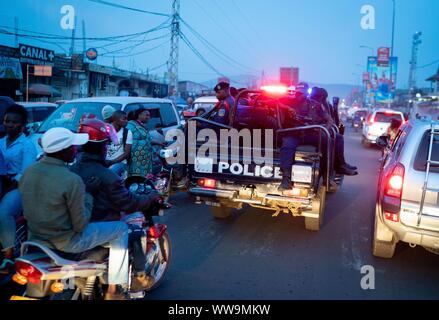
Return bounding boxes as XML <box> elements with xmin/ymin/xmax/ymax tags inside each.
<box><xmin>145</xmin><ymin>231</ymin><xmax>172</xmax><ymax>291</ymax></box>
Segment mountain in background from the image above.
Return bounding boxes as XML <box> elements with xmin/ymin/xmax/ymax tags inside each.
<box><xmin>200</xmin><ymin>74</ymin><xmax>359</xmax><ymax>100</ymax></box>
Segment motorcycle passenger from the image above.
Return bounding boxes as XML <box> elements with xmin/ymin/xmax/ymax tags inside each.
<box><xmin>71</xmin><ymin>119</ymin><xmax>160</xmax><ymax>292</ymax></box>
<box><xmin>0</xmin><ymin>104</ymin><xmax>37</xmax><ymax>274</ymax></box>
<box><xmin>19</xmin><ymin>127</ymin><xmax>129</xmax><ymax>300</ymax></box>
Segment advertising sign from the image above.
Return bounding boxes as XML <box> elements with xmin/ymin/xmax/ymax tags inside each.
<box><xmin>366</xmin><ymin>56</ymin><xmax>398</xmax><ymax>105</ymax></box>
<box><xmin>34</xmin><ymin>65</ymin><xmax>52</xmax><ymax>77</ymax></box>
<box><xmin>0</xmin><ymin>56</ymin><xmax>23</xmax><ymax>79</ymax></box>
<box><xmin>86</xmin><ymin>48</ymin><xmax>98</xmax><ymax>61</ymax></box>
<box><xmin>377</xmin><ymin>47</ymin><xmax>390</xmax><ymax>66</ymax></box>
<box><xmin>19</xmin><ymin>44</ymin><xmax>55</xmax><ymax>65</ymax></box>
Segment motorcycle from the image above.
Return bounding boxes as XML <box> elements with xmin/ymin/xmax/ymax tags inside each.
<box><xmin>9</xmin><ymin>177</ymin><xmax>171</xmax><ymax>300</ymax></box>
<box><xmin>352</xmin><ymin>116</ymin><xmax>364</xmax><ymax>132</ymax></box>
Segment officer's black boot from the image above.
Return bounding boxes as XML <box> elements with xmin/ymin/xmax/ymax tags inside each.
<box><xmin>278</xmin><ymin>168</ymin><xmax>293</xmax><ymax>191</ymax></box>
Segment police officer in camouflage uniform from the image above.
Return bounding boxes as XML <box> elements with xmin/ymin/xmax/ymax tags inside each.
<box><xmin>204</xmin><ymin>82</ymin><xmax>235</xmax><ymax>125</ymax></box>
<box><xmin>278</xmin><ymin>83</ymin><xmax>333</xmax><ymax>191</ymax></box>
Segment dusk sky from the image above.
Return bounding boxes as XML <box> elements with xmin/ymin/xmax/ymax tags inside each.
<box><xmin>0</xmin><ymin>0</ymin><xmax>438</xmax><ymax>88</ymax></box>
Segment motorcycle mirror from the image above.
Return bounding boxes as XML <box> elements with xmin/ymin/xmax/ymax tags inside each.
<box><xmin>333</xmin><ymin>97</ymin><xmax>340</xmax><ymax>107</ymax></box>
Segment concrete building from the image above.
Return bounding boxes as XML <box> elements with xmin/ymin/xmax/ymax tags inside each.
<box><xmin>0</xmin><ymin>43</ymin><xmax>168</xmax><ymax>101</ymax></box>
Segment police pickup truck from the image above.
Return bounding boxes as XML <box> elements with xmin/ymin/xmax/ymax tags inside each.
<box><xmin>186</xmin><ymin>87</ymin><xmax>342</xmax><ymax>231</ymax></box>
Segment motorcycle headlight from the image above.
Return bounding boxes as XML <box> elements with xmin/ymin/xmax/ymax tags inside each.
<box><xmin>129</xmin><ymin>183</ymin><xmax>139</xmax><ymax>193</ymax></box>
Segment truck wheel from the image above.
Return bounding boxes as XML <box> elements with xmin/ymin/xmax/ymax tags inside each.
<box><xmin>210</xmin><ymin>206</ymin><xmax>233</xmax><ymax>219</ymax></box>
<box><xmin>305</xmin><ymin>183</ymin><xmax>326</xmax><ymax>231</ymax></box>
<box><xmin>372</xmin><ymin>215</ymin><xmax>396</xmax><ymax>258</ymax></box>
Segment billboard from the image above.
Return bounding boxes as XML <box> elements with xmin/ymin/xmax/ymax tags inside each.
<box><xmin>280</xmin><ymin>67</ymin><xmax>299</xmax><ymax>86</ymax></box>
<box><xmin>366</xmin><ymin>56</ymin><xmax>398</xmax><ymax>105</ymax></box>
<box><xmin>377</xmin><ymin>47</ymin><xmax>390</xmax><ymax>66</ymax></box>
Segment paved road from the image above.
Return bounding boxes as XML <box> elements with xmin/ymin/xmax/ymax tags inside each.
<box><xmin>149</xmin><ymin>128</ymin><xmax>439</xmax><ymax>300</ymax></box>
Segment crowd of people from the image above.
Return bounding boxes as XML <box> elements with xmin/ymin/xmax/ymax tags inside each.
<box><xmin>0</xmin><ymin>81</ymin><xmax>372</xmax><ymax>299</ymax></box>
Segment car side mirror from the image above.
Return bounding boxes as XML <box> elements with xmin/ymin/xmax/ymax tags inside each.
<box><xmin>376</xmin><ymin>135</ymin><xmax>389</xmax><ymax>148</ymax></box>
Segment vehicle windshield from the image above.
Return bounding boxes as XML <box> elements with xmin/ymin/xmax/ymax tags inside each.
<box><xmin>27</xmin><ymin>106</ymin><xmax>57</xmax><ymax>123</ymax></box>
<box><xmin>354</xmin><ymin>111</ymin><xmax>368</xmax><ymax>118</ymax></box>
<box><xmin>38</xmin><ymin>102</ymin><xmax>122</xmax><ymax>133</ymax></box>
<box><xmin>374</xmin><ymin>112</ymin><xmax>403</xmax><ymax>123</ymax></box>
<box><xmin>194</xmin><ymin>102</ymin><xmax>216</xmax><ymax>109</ymax></box>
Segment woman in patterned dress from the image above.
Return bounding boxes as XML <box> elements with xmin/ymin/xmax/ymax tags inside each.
<box><xmin>126</xmin><ymin>108</ymin><xmax>153</xmax><ymax>178</ymax></box>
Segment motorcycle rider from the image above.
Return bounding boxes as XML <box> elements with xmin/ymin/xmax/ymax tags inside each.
<box><xmin>19</xmin><ymin>127</ymin><xmax>129</xmax><ymax>300</ymax></box>
<box><xmin>71</xmin><ymin>118</ymin><xmax>160</xmax><ymax>291</ymax></box>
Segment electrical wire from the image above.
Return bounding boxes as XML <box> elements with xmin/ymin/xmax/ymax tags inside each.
<box><xmin>179</xmin><ymin>30</ymin><xmax>225</xmax><ymax>77</ymax></box>
<box><xmin>86</xmin><ymin>0</ymin><xmax>170</xmax><ymax>17</ymax></box>
<box><xmin>179</xmin><ymin>17</ymin><xmax>258</xmax><ymax>74</ymax></box>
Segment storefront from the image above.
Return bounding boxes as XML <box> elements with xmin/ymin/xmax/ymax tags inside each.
<box><xmin>0</xmin><ymin>56</ymin><xmax>22</xmax><ymax>100</ymax></box>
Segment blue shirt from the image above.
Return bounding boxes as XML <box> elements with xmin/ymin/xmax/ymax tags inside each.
<box><xmin>0</xmin><ymin>133</ymin><xmax>37</xmax><ymax>181</ymax></box>
<box><xmin>0</xmin><ymin>150</ymin><xmax>6</xmax><ymax>176</ymax></box>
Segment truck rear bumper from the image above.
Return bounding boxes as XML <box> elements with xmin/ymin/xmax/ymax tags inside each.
<box><xmin>189</xmin><ymin>187</ymin><xmax>236</xmax><ymax>199</ymax></box>
<box><xmin>189</xmin><ymin>187</ymin><xmax>313</xmax><ymax>215</ymax></box>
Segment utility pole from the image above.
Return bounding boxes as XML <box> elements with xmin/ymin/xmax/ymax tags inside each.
<box><xmin>168</xmin><ymin>0</ymin><xmax>180</xmax><ymax>97</ymax></box>
<box><xmin>14</xmin><ymin>17</ymin><xmax>19</xmax><ymax>47</ymax></box>
<box><xmin>408</xmin><ymin>32</ymin><xmax>422</xmax><ymax>95</ymax></box>
<box><xmin>69</xmin><ymin>19</ymin><xmax>77</xmax><ymax>57</ymax></box>
<box><xmin>389</xmin><ymin>0</ymin><xmax>396</xmax><ymax>108</ymax></box>
<box><xmin>82</xmin><ymin>20</ymin><xmax>86</xmax><ymax>57</ymax></box>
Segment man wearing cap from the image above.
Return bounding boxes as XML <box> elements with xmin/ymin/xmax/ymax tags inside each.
<box><xmin>19</xmin><ymin>127</ymin><xmax>130</xmax><ymax>300</ymax></box>
<box><xmin>203</xmin><ymin>82</ymin><xmax>235</xmax><ymax>125</ymax></box>
<box><xmin>101</xmin><ymin>105</ymin><xmax>116</xmax><ymax>123</ymax></box>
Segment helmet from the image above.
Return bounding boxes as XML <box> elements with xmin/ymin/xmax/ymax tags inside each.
<box><xmin>78</xmin><ymin>118</ymin><xmax>117</xmax><ymax>143</ymax></box>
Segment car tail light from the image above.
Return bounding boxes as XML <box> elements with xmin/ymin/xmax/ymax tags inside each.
<box><xmin>15</xmin><ymin>261</ymin><xmax>43</xmax><ymax>284</ymax></box>
<box><xmin>382</xmin><ymin>163</ymin><xmax>405</xmax><ymax>215</ymax></box>
<box><xmin>367</xmin><ymin>114</ymin><xmax>375</xmax><ymax>125</ymax></box>
<box><xmin>198</xmin><ymin>178</ymin><xmax>217</xmax><ymax>189</ymax></box>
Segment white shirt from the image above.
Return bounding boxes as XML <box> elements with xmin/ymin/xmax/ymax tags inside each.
<box><xmin>106</xmin><ymin>128</ymin><xmax>133</xmax><ymax>163</ymax></box>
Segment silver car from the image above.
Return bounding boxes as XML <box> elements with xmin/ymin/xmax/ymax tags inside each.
<box><xmin>373</xmin><ymin>118</ymin><xmax>439</xmax><ymax>258</ymax></box>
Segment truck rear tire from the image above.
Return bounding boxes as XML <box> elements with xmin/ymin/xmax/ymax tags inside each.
<box><xmin>372</xmin><ymin>216</ymin><xmax>396</xmax><ymax>258</ymax></box>
<box><xmin>210</xmin><ymin>206</ymin><xmax>233</xmax><ymax>219</ymax></box>
<box><xmin>305</xmin><ymin>183</ymin><xmax>326</xmax><ymax>231</ymax></box>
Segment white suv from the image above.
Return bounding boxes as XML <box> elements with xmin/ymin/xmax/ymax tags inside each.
<box><xmin>362</xmin><ymin>109</ymin><xmax>405</xmax><ymax>147</ymax></box>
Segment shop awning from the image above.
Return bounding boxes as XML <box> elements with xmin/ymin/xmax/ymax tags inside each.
<box><xmin>27</xmin><ymin>83</ymin><xmax>61</xmax><ymax>97</ymax></box>
<box><xmin>427</xmin><ymin>68</ymin><xmax>439</xmax><ymax>82</ymax></box>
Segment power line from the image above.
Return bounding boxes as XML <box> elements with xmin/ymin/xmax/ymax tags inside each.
<box><xmin>179</xmin><ymin>30</ymin><xmax>225</xmax><ymax>77</ymax></box>
<box><xmin>0</xmin><ymin>23</ymin><xmax>168</xmax><ymax>41</ymax></box>
<box><xmin>416</xmin><ymin>59</ymin><xmax>439</xmax><ymax>70</ymax></box>
<box><xmin>105</xmin><ymin>39</ymin><xmax>170</xmax><ymax>58</ymax></box>
<box><xmin>100</xmin><ymin>33</ymin><xmax>170</xmax><ymax>56</ymax></box>
<box><xmin>86</xmin><ymin>0</ymin><xmax>170</xmax><ymax>17</ymax></box>
<box><xmin>149</xmin><ymin>62</ymin><xmax>168</xmax><ymax>72</ymax></box>
<box><xmin>179</xmin><ymin>17</ymin><xmax>258</xmax><ymax>74</ymax></box>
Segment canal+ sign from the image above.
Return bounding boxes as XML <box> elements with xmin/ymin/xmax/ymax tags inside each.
<box><xmin>19</xmin><ymin>44</ymin><xmax>55</xmax><ymax>66</ymax></box>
